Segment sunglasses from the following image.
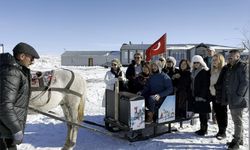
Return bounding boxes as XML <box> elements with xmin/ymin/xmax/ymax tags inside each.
<box><xmin>193</xmin><ymin>62</ymin><xmax>200</xmax><ymax>64</ymax></box>
<box><xmin>159</xmin><ymin>59</ymin><xmax>164</xmax><ymax>61</ymax></box>
<box><xmin>112</xmin><ymin>63</ymin><xmax>117</xmax><ymax>66</ymax></box>
<box><xmin>134</xmin><ymin>56</ymin><xmax>141</xmax><ymax>59</ymax></box>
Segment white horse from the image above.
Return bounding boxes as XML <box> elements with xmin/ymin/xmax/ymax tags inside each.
<box><xmin>29</xmin><ymin>69</ymin><xmax>86</xmax><ymax>150</ymax></box>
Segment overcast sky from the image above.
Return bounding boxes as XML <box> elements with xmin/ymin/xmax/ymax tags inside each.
<box><xmin>1</xmin><ymin>0</ymin><xmax>249</xmax><ymax>55</ymax></box>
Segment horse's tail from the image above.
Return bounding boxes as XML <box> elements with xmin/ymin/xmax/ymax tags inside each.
<box><xmin>77</xmin><ymin>94</ymin><xmax>85</xmax><ymax>122</ymax></box>
<box><xmin>77</xmin><ymin>78</ymin><xmax>86</xmax><ymax>123</ymax></box>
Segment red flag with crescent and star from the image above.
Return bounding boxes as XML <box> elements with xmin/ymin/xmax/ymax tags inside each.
<box><xmin>145</xmin><ymin>33</ymin><xmax>166</xmax><ymax>61</ymax></box>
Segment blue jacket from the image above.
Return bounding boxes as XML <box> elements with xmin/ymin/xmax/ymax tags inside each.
<box><xmin>141</xmin><ymin>72</ymin><xmax>173</xmax><ymax>98</ymax></box>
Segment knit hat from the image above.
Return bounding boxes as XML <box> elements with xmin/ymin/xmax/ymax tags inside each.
<box><xmin>208</xmin><ymin>47</ymin><xmax>216</xmax><ymax>52</ymax></box>
<box><xmin>13</xmin><ymin>42</ymin><xmax>40</xmax><ymax>59</ymax></box>
<box><xmin>111</xmin><ymin>58</ymin><xmax>122</xmax><ymax>67</ymax></box>
<box><xmin>166</xmin><ymin>56</ymin><xmax>177</xmax><ymax>67</ymax></box>
<box><xmin>191</xmin><ymin>55</ymin><xmax>209</xmax><ymax>71</ymax></box>
<box><xmin>159</xmin><ymin>56</ymin><xmax>166</xmax><ymax>62</ymax></box>
<box><xmin>158</xmin><ymin>56</ymin><xmax>166</xmax><ymax>68</ymax></box>
<box><xmin>151</xmin><ymin>60</ymin><xmax>162</xmax><ymax>72</ymax></box>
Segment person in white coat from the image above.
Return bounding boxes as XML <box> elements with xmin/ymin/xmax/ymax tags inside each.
<box><xmin>102</xmin><ymin>59</ymin><xmax>126</xmax><ymax>107</ymax></box>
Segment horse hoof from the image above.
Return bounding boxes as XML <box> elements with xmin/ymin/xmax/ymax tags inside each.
<box><xmin>61</xmin><ymin>147</ymin><xmax>73</xmax><ymax>150</ymax></box>
<box><xmin>62</xmin><ymin>141</ymin><xmax>75</xmax><ymax>150</ymax></box>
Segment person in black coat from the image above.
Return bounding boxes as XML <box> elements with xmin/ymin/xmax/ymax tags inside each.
<box><xmin>191</xmin><ymin>55</ymin><xmax>211</xmax><ymax>136</ymax></box>
<box><xmin>0</xmin><ymin>43</ymin><xmax>40</xmax><ymax>150</ymax></box>
<box><xmin>135</xmin><ymin>62</ymin><xmax>151</xmax><ymax>92</ymax></box>
<box><xmin>175</xmin><ymin>59</ymin><xmax>192</xmax><ymax>119</ymax></box>
<box><xmin>125</xmin><ymin>52</ymin><xmax>145</xmax><ymax>93</ymax></box>
<box><xmin>216</xmin><ymin>50</ymin><xmax>249</xmax><ymax>149</ymax></box>
<box><xmin>161</xmin><ymin>56</ymin><xmax>179</xmax><ymax>94</ymax></box>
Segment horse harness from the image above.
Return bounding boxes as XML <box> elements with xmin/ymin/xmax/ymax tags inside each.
<box><xmin>30</xmin><ymin>69</ymin><xmax>82</xmax><ymax>104</ymax></box>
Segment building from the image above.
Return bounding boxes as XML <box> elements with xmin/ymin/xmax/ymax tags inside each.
<box><xmin>120</xmin><ymin>43</ymin><xmax>244</xmax><ymax>66</ymax></box>
<box><xmin>61</xmin><ymin>51</ymin><xmax>120</xmax><ymax>66</ymax></box>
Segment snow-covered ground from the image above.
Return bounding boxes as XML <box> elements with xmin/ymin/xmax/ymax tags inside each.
<box><xmin>18</xmin><ymin>55</ymin><xmax>249</xmax><ymax>150</ymax></box>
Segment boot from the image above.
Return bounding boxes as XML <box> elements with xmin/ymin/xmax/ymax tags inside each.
<box><xmin>216</xmin><ymin>129</ymin><xmax>226</xmax><ymax>140</ymax></box>
<box><xmin>227</xmin><ymin>138</ymin><xmax>240</xmax><ymax>150</ymax></box>
<box><xmin>227</xmin><ymin>138</ymin><xmax>243</xmax><ymax>146</ymax></box>
<box><xmin>145</xmin><ymin>112</ymin><xmax>154</xmax><ymax>124</ymax></box>
<box><xmin>216</xmin><ymin>132</ymin><xmax>226</xmax><ymax>140</ymax></box>
<box><xmin>195</xmin><ymin>125</ymin><xmax>207</xmax><ymax>136</ymax></box>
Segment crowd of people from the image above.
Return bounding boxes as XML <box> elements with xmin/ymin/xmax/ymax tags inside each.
<box><xmin>104</xmin><ymin>47</ymin><xmax>249</xmax><ymax>150</ymax></box>
<box><xmin>0</xmin><ymin>42</ymin><xmax>248</xmax><ymax>150</ymax></box>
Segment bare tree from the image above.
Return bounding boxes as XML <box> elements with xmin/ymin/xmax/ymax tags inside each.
<box><xmin>242</xmin><ymin>32</ymin><xmax>250</xmax><ymax>50</ymax></box>
<box><xmin>240</xmin><ymin>26</ymin><xmax>250</xmax><ymax>50</ymax></box>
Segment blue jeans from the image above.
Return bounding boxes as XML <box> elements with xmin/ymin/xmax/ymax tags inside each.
<box><xmin>146</xmin><ymin>95</ymin><xmax>165</xmax><ymax>113</ymax></box>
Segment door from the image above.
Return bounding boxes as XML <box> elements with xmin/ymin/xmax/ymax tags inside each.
<box><xmin>88</xmin><ymin>57</ymin><xmax>93</xmax><ymax>66</ymax></box>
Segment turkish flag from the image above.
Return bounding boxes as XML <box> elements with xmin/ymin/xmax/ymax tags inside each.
<box><xmin>146</xmin><ymin>33</ymin><xmax>166</xmax><ymax>61</ymax></box>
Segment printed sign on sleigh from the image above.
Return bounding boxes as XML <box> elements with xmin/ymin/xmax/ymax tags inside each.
<box><xmin>158</xmin><ymin>95</ymin><xmax>176</xmax><ymax>123</ymax></box>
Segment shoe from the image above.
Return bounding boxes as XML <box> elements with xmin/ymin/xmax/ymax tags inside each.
<box><xmin>227</xmin><ymin>139</ymin><xmax>240</xmax><ymax>150</ymax></box>
<box><xmin>195</xmin><ymin>129</ymin><xmax>207</xmax><ymax>136</ymax></box>
<box><xmin>216</xmin><ymin>132</ymin><xmax>226</xmax><ymax>140</ymax></box>
<box><xmin>227</xmin><ymin>139</ymin><xmax>243</xmax><ymax>146</ymax></box>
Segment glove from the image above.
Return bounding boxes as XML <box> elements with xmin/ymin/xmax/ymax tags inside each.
<box><xmin>13</xmin><ymin>131</ymin><xmax>23</xmax><ymax>145</ymax></box>
<box><xmin>195</xmin><ymin>97</ymin><xmax>206</xmax><ymax>102</ymax></box>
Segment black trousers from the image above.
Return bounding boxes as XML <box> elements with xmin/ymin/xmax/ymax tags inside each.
<box><xmin>0</xmin><ymin>138</ymin><xmax>17</xmax><ymax>150</ymax></box>
<box><xmin>199</xmin><ymin>113</ymin><xmax>209</xmax><ymax>127</ymax></box>
<box><xmin>211</xmin><ymin>96</ymin><xmax>228</xmax><ymax>133</ymax></box>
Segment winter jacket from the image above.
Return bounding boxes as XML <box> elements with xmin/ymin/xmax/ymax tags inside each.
<box><xmin>104</xmin><ymin>68</ymin><xmax>126</xmax><ymax>91</ymax></box>
<box><xmin>204</xmin><ymin>56</ymin><xmax>213</xmax><ymax>69</ymax></box>
<box><xmin>135</xmin><ymin>72</ymin><xmax>150</xmax><ymax>92</ymax></box>
<box><xmin>175</xmin><ymin>70</ymin><xmax>192</xmax><ymax>111</ymax></box>
<box><xmin>162</xmin><ymin>66</ymin><xmax>179</xmax><ymax>94</ymax></box>
<box><xmin>0</xmin><ymin>53</ymin><xmax>31</xmax><ymax>138</ymax></box>
<box><xmin>209</xmin><ymin>70</ymin><xmax>221</xmax><ymax>96</ymax></box>
<box><xmin>141</xmin><ymin>72</ymin><xmax>173</xmax><ymax>101</ymax></box>
<box><xmin>125</xmin><ymin>60</ymin><xmax>145</xmax><ymax>93</ymax></box>
<box><xmin>191</xmin><ymin>68</ymin><xmax>211</xmax><ymax>113</ymax></box>
<box><xmin>215</xmin><ymin>60</ymin><xmax>249</xmax><ymax>109</ymax></box>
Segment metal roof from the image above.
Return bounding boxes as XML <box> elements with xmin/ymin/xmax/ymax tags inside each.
<box><xmin>120</xmin><ymin>43</ymin><xmax>242</xmax><ymax>50</ymax></box>
<box><xmin>61</xmin><ymin>51</ymin><xmax>120</xmax><ymax>56</ymax></box>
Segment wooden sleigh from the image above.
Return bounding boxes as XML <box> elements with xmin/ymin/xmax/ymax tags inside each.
<box><xmin>104</xmin><ymin>81</ymin><xmax>196</xmax><ymax>142</ymax></box>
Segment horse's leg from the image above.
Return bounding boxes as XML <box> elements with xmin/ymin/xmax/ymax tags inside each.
<box><xmin>60</xmin><ymin>102</ymin><xmax>74</xmax><ymax>150</ymax></box>
<box><xmin>61</xmin><ymin>95</ymin><xmax>83</xmax><ymax>150</ymax></box>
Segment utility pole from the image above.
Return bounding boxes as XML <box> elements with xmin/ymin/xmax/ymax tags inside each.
<box><xmin>0</xmin><ymin>44</ymin><xmax>4</xmax><ymax>53</ymax></box>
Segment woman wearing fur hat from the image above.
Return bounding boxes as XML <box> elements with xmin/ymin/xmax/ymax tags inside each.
<box><xmin>162</xmin><ymin>56</ymin><xmax>180</xmax><ymax>94</ymax></box>
<box><xmin>102</xmin><ymin>59</ymin><xmax>126</xmax><ymax>107</ymax></box>
<box><xmin>191</xmin><ymin>55</ymin><xmax>211</xmax><ymax>136</ymax></box>
<box><xmin>140</xmin><ymin>61</ymin><xmax>173</xmax><ymax>124</ymax></box>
